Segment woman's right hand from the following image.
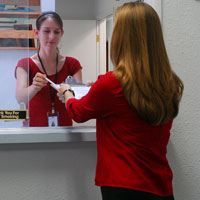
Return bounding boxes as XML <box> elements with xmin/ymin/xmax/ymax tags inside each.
<box><xmin>32</xmin><ymin>72</ymin><xmax>48</xmax><ymax>91</ymax></box>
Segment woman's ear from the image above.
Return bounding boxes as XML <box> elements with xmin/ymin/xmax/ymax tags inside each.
<box><xmin>61</xmin><ymin>30</ymin><xmax>64</xmax><ymax>37</ymax></box>
<box><xmin>34</xmin><ymin>28</ymin><xmax>39</xmax><ymax>38</ymax></box>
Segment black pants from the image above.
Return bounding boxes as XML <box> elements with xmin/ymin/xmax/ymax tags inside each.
<box><xmin>101</xmin><ymin>186</ymin><xmax>174</xmax><ymax>200</ymax></box>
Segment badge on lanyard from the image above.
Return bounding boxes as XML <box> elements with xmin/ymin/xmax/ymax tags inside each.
<box><xmin>47</xmin><ymin>103</ymin><xmax>59</xmax><ymax>127</ymax></box>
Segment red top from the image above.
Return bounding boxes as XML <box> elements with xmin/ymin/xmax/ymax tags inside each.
<box><xmin>67</xmin><ymin>71</ymin><xmax>173</xmax><ymax>197</ymax></box>
<box><xmin>16</xmin><ymin>57</ymin><xmax>82</xmax><ymax>127</ymax></box>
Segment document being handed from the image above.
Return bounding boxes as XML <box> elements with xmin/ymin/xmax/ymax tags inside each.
<box><xmin>45</xmin><ymin>77</ymin><xmax>91</xmax><ymax>99</ymax></box>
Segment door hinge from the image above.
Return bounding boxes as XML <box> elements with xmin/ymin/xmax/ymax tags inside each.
<box><xmin>96</xmin><ymin>35</ymin><xmax>100</xmax><ymax>43</ymax></box>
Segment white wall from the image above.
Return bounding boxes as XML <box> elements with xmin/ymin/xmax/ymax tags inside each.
<box><xmin>56</xmin><ymin>0</ymin><xmax>95</xmax><ymax>20</ymax></box>
<box><xmin>41</xmin><ymin>0</ymin><xmax>55</xmax><ymax>12</ymax></box>
<box><xmin>94</xmin><ymin>0</ymin><xmax>138</xmax><ymax>20</ymax></box>
<box><xmin>0</xmin><ymin>142</ymin><xmax>100</xmax><ymax>200</ymax></box>
<box><xmin>144</xmin><ymin>0</ymin><xmax>161</xmax><ymax>20</ymax></box>
<box><xmin>162</xmin><ymin>1</ymin><xmax>200</xmax><ymax>200</ymax></box>
<box><xmin>60</xmin><ymin>20</ymin><xmax>97</xmax><ymax>83</ymax></box>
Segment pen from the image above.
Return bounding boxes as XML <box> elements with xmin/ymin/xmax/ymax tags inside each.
<box><xmin>45</xmin><ymin>77</ymin><xmax>60</xmax><ymax>90</ymax></box>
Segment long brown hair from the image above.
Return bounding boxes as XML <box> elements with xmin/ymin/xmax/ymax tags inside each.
<box><xmin>111</xmin><ymin>2</ymin><xmax>184</xmax><ymax>126</ymax></box>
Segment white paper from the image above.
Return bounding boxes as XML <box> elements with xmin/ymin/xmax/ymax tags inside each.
<box><xmin>71</xmin><ymin>86</ymin><xmax>91</xmax><ymax>99</ymax></box>
<box><xmin>46</xmin><ymin>77</ymin><xmax>90</xmax><ymax>99</ymax></box>
<box><xmin>50</xmin><ymin>83</ymin><xmax>60</xmax><ymax>90</ymax></box>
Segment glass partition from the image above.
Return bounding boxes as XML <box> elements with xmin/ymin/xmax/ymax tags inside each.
<box><xmin>0</xmin><ymin>0</ymin><xmax>97</xmax><ymax>128</ymax></box>
<box><xmin>0</xmin><ymin>0</ymin><xmax>39</xmax><ymax>128</ymax></box>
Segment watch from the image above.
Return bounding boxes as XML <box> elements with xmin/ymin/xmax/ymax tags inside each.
<box><xmin>62</xmin><ymin>89</ymin><xmax>75</xmax><ymax>99</ymax></box>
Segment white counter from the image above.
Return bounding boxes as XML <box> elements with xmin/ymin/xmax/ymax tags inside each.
<box><xmin>0</xmin><ymin>126</ymin><xmax>96</xmax><ymax>144</ymax></box>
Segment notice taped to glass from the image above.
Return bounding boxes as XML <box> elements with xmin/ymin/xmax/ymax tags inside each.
<box><xmin>0</xmin><ymin>110</ymin><xmax>28</xmax><ymax>121</ymax></box>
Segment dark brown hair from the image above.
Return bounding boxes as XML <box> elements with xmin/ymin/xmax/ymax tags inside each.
<box><xmin>111</xmin><ymin>2</ymin><xmax>184</xmax><ymax>126</ymax></box>
<box><xmin>36</xmin><ymin>11</ymin><xmax>63</xmax><ymax>31</ymax></box>
<box><xmin>36</xmin><ymin>11</ymin><xmax>63</xmax><ymax>52</ymax></box>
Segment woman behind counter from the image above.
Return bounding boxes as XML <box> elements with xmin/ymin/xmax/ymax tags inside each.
<box><xmin>15</xmin><ymin>11</ymin><xmax>82</xmax><ymax>127</ymax></box>
<box><xmin>58</xmin><ymin>2</ymin><xmax>184</xmax><ymax>200</ymax></box>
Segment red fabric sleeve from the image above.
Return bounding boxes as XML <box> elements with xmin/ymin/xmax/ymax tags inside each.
<box><xmin>15</xmin><ymin>58</ymin><xmax>29</xmax><ymax>78</ymax></box>
<box><xmin>66</xmin><ymin>57</ymin><xmax>82</xmax><ymax>76</ymax></box>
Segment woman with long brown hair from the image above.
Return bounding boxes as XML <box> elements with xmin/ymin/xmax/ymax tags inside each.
<box><xmin>58</xmin><ymin>2</ymin><xmax>183</xmax><ymax>200</ymax></box>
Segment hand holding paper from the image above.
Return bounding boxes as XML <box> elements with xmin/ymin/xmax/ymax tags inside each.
<box><xmin>46</xmin><ymin>77</ymin><xmax>91</xmax><ymax>101</ymax></box>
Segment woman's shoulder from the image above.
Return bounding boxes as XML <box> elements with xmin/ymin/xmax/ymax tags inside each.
<box><xmin>64</xmin><ymin>56</ymin><xmax>80</xmax><ymax>64</ymax></box>
<box><xmin>16</xmin><ymin>56</ymin><xmax>38</xmax><ymax>76</ymax></box>
<box><xmin>17</xmin><ymin>57</ymin><xmax>30</xmax><ymax>66</ymax></box>
<box><xmin>98</xmin><ymin>71</ymin><xmax>118</xmax><ymax>84</ymax></box>
<box><xmin>62</xmin><ymin>56</ymin><xmax>82</xmax><ymax>74</ymax></box>
<box><xmin>15</xmin><ymin>57</ymin><xmax>33</xmax><ymax>77</ymax></box>
<box><xmin>95</xmin><ymin>71</ymin><xmax>121</xmax><ymax>90</ymax></box>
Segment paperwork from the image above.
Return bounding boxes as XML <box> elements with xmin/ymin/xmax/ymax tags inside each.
<box><xmin>45</xmin><ymin>77</ymin><xmax>90</xmax><ymax>99</ymax></box>
<box><xmin>71</xmin><ymin>86</ymin><xmax>91</xmax><ymax>99</ymax></box>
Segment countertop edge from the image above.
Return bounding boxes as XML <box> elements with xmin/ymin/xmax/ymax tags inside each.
<box><xmin>0</xmin><ymin>126</ymin><xmax>96</xmax><ymax>144</ymax></box>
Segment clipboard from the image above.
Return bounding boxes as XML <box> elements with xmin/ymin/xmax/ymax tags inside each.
<box><xmin>65</xmin><ymin>76</ymin><xmax>85</xmax><ymax>86</ymax></box>
<box><xmin>46</xmin><ymin>76</ymin><xmax>91</xmax><ymax>99</ymax></box>
<box><xmin>65</xmin><ymin>76</ymin><xmax>91</xmax><ymax>99</ymax></box>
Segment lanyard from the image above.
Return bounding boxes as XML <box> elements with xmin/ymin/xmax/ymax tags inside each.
<box><xmin>38</xmin><ymin>52</ymin><xmax>58</xmax><ymax>113</ymax></box>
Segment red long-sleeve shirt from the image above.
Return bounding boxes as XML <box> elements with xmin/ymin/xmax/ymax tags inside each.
<box><xmin>67</xmin><ymin>71</ymin><xmax>173</xmax><ymax>197</ymax></box>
